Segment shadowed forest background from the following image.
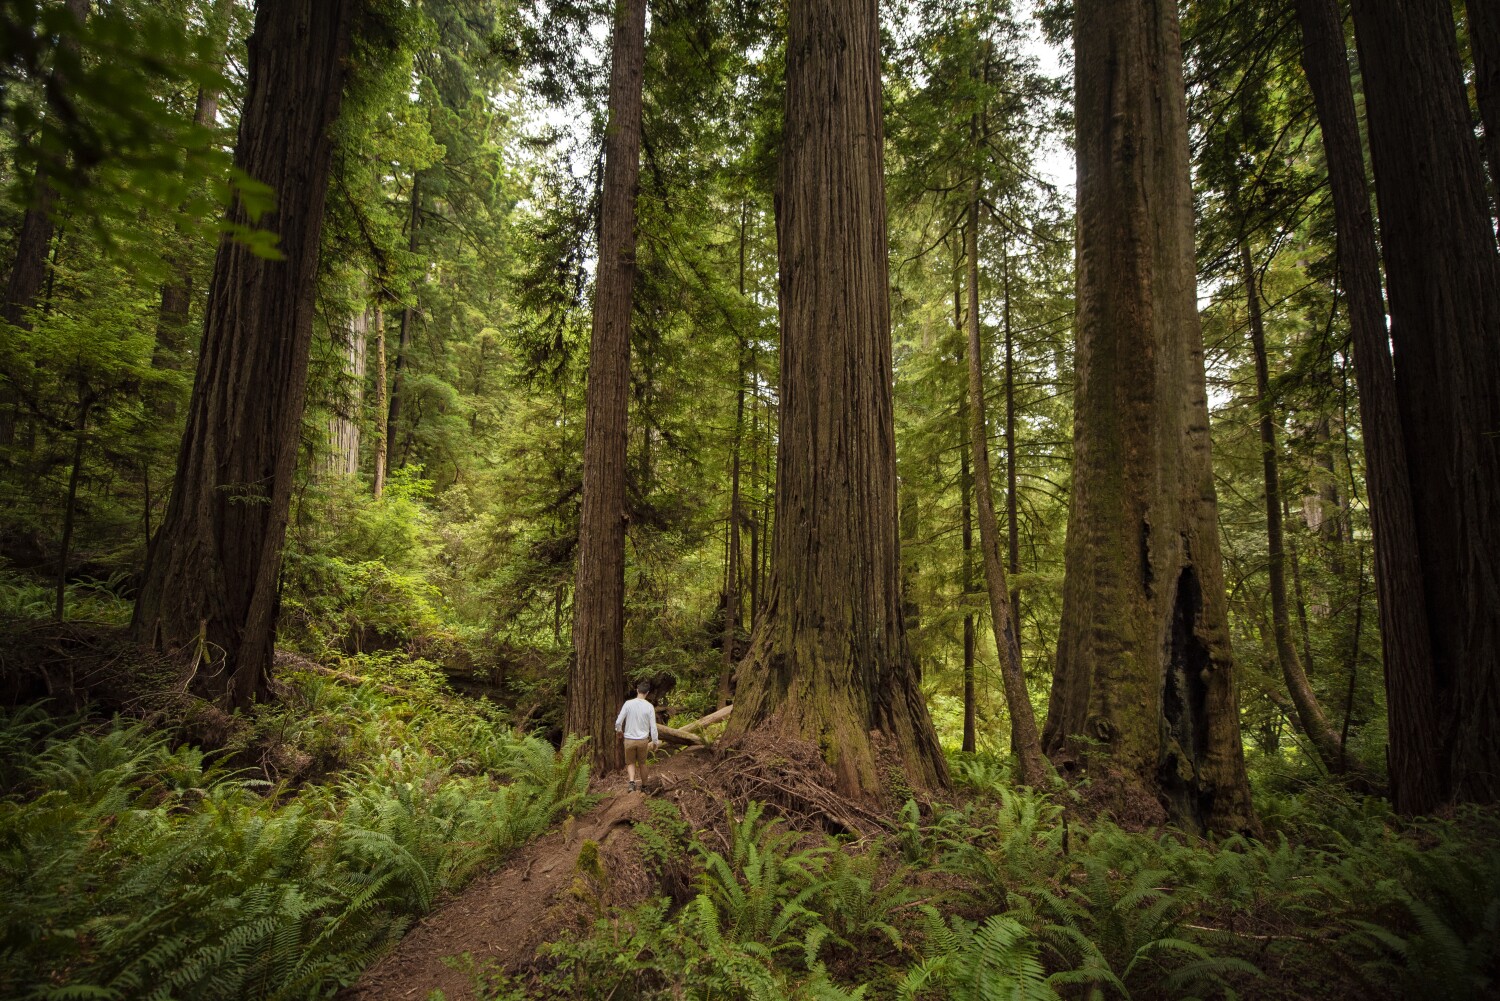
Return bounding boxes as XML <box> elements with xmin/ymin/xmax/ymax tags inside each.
<box><xmin>0</xmin><ymin>0</ymin><xmax>1497</xmax><ymax>997</ymax></box>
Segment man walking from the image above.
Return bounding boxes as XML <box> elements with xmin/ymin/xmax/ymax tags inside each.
<box><xmin>614</xmin><ymin>681</ymin><xmax>660</xmax><ymax>792</ymax></box>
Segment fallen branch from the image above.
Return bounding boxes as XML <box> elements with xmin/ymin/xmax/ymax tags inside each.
<box><xmin>658</xmin><ymin>724</ymin><xmax>706</xmax><ymax>747</ymax></box>
<box><xmin>678</xmin><ymin>703</ymin><xmax>732</xmax><ymax>734</ymax></box>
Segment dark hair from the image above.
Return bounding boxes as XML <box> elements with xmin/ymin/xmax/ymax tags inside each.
<box><xmin>635</xmin><ymin>681</ymin><xmax>650</xmax><ymax>695</ymax></box>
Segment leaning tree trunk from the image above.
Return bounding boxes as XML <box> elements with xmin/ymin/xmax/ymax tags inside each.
<box><xmin>132</xmin><ymin>0</ymin><xmax>355</xmax><ymax>709</ymax></box>
<box><xmin>1239</xmin><ymin>233</ymin><xmax>1344</xmax><ymax>770</ymax></box>
<box><xmin>1293</xmin><ymin>0</ymin><xmax>1436</xmax><ymax>811</ymax></box>
<box><xmin>1044</xmin><ymin>0</ymin><xmax>1255</xmax><ymax>833</ymax></box>
<box><xmin>1351</xmin><ymin>0</ymin><xmax>1500</xmax><ymax>809</ymax></box>
<box><xmin>965</xmin><ymin>196</ymin><xmax>1045</xmax><ymax>785</ymax></box>
<box><xmin>565</xmin><ymin>0</ymin><xmax>646</xmax><ymax>775</ymax></box>
<box><xmin>1466</xmin><ymin>0</ymin><xmax>1500</xmax><ymax>206</ymax></box>
<box><xmin>725</xmin><ymin>0</ymin><xmax>949</xmax><ymax>796</ymax></box>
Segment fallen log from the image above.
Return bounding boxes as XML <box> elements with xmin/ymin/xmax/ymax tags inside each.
<box><xmin>657</xmin><ymin>724</ymin><xmax>706</xmax><ymax>747</ymax></box>
<box><xmin>679</xmin><ymin>703</ymin><xmax>732</xmax><ymax>734</ymax></box>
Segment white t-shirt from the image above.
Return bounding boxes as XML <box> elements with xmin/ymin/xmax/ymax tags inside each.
<box><xmin>614</xmin><ymin>697</ymin><xmax>659</xmax><ymax>742</ymax></box>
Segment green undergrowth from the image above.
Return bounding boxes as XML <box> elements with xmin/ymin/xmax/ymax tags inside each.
<box><xmin>491</xmin><ymin>753</ymin><xmax>1499</xmax><ymax>1001</ymax></box>
<box><xmin>0</xmin><ymin>670</ymin><xmax>592</xmax><ymax>1000</ymax></box>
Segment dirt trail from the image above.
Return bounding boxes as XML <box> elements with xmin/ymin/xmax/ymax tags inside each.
<box><xmin>341</xmin><ymin>747</ymin><xmax>708</xmax><ymax>1001</ymax></box>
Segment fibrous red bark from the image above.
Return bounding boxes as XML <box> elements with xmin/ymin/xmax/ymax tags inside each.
<box><xmin>725</xmin><ymin>0</ymin><xmax>949</xmax><ymax>796</ymax></box>
<box><xmin>566</xmin><ymin>0</ymin><xmax>647</xmax><ymax>775</ymax></box>
<box><xmin>1044</xmin><ymin>0</ymin><xmax>1255</xmax><ymax>834</ymax></box>
<box><xmin>1351</xmin><ymin>0</ymin><xmax>1500</xmax><ymax>810</ymax></box>
<box><xmin>132</xmin><ymin>0</ymin><xmax>355</xmax><ymax>708</ymax></box>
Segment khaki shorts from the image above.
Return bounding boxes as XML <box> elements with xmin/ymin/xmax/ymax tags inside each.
<box><xmin>624</xmin><ymin>738</ymin><xmax>652</xmax><ymax>767</ymax></box>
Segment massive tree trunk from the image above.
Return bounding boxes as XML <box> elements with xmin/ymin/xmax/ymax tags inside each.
<box><xmin>1294</xmin><ymin>0</ymin><xmax>1437</xmax><ymax>811</ymax></box>
<box><xmin>565</xmin><ymin>0</ymin><xmax>646</xmax><ymax>775</ymax></box>
<box><xmin>965</xmin><ymin>197</ymin><xmax>1045</xmax><ymax>785</ymax></box>
<box><xmin>1044</xmin><ymin>0</ymin><xmax>1255</xmax><ymax>833</ymax></box>
<box><xmin>131</xmin><ymin>0</ymin><xmax>355</xmax><ymax>708</ymax></box>
<box><xmin>1352</xmin><ymin>0</ymin><xmax>1500</xmax><ymax>809</ymax></box>
<box><xmin>1466</xmin><ymin>0</ymin><xmax>1500</xmax><ymax>205</ymax></box>
<box><xmin>725</xmin><ymin>0</ymin><xmax>948</xmax><ymax>795</ymax></box>
<box><xmin>1239</xmin><ymin>234</ymin><xmax>1344</xmax><ymax>770</ymax></box>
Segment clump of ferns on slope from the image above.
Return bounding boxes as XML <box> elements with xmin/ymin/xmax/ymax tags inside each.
<box><xmin>0</xmin><ymin>673</ymin><xmax>590</xmax><ymax>1001</ymax></box>
<box><xmin>519</xmin><ymin>752</ymin><xmax>1497</xmax><ymax>1001</ymax></box>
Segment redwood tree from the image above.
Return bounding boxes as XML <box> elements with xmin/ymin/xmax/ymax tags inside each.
<box><xmin>132</xmin><ymin>0</ymin><xmax>355</xmax><ymax>707</ymax></box>
<box><xmin>725</xmin><ymin>0</ymin><xmax>948</xmax><ymax>796</ymax></box>
<box><xmin>1351</xmin><ymin>0</ymin><xmax>1500</xmax><ymax>809</ymax></box>
<box><xmin>1292</xmin><ymin>0</ymin><xmax>1434</xmax><ymax>808</ymax></box>
<box><xmin>1043</xmin><ymin>0</ymin><xmax>1255</xmax><ymax>833</ymax></box>
<box><xmin>565</xmin><ymin>0</ymin><xmax>647</xmax><ymax>774</ymax></box>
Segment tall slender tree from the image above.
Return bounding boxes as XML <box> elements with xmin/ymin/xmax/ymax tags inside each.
<box><xmin>132</xmin><ymin>0</ymin><xmax>356</xmax><ymax>708</ymax></box>
<box><xmin>566</xmin><ymin>0</ymin><xmax>648</xmax><ymax>774</ymax></box>
<box><xmin>1044</xmin><ymin>0</ymin><xmax>1255</xmax><ymax>833</ymax></box>
<box><xmin>964</xmin><ymin>196</ymin><xmax>1045</xmax><ymax>785</ymax></box>
<box><xmin>1351</xmin><ymin>0</ymin><xmax>1500</xmax><ymax>809</ymax></box>
<box><xmin>1292</xmin><ymin>0</ymin><xmax>1434</xmax><ymax>806</ymax></box>
<box><xmin>1237</xmin><ymin>231</ymin><xmax>1344</xmax><ymax>770</ymax></box>
<box><xmin>725</xmin><ymin>0</ymin><xmax>948</xmax><ymax>796</ymax></box>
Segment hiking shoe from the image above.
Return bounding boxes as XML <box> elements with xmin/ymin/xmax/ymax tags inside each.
<box><xmin>627</xmin><ymin>780</ymin><xmax>636</xmax><ymax>793</ymax></box>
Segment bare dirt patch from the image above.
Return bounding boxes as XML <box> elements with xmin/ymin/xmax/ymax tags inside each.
<box><xmin>341</xmin><ymin>731</ymin><xmax>894</xmax><ymax>1000</ymax></box>
<box><xmin>340</xmin><ymin>747</ymin><xmax>712</xmax><ymax>1001</ymax></box>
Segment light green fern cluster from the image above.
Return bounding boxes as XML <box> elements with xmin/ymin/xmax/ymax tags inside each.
<box><xmin>0</xmin><ymin>692</ymin><xmax>590</xmax><ymax>1000</ymax></box>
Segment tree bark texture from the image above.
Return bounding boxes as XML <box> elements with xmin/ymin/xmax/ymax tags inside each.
<box><xmin>566</xmin><ymin>0</ymin><xmax>646</xmax><ymax>775</ymax></box>
<box><xmin>718</xmin><ymin>357</ymin><xmax>746</xmax><ymax>707</ymax></box>
<box><xmin>1352</xmin><ymin>0</ymin><xmax>1500</xmax><ymax>808</ymax></box>
<box><xmin>327</xmin><ymin>309</ymin><xmax>368</xmax><ymax>477</ymax></box>
<box><xmin>131</xmin><ymin>0</ymin><xmax>355</xmax><ymax>708</ymax></box>
<box><xmin>725</xmin><ymin>0</ymin><xmax>949</xmax><ymax>795</ymax></box>
<box><xmin>372</xmin><ymin>307</ymin><xmax>389</xmax><ymax>498</ymax></box>
<box><xmin>1466</xmin><ymin>0</ymin><xmax>1500</xmax><ymax>206</ymax></box>
<box><xmin>959</xmin><ymin>296</ymin><xmax>977</xmax><ymax>757</ymax></box>
<box><xmin>1240</xmin><ymin>235</ymin><xmax>1344</xmax><ymax>770</ymax></box>
<box><xmin>965</xmin><ymin>199</ymin><xmax>1045</xmax><ymax>785</ymax></box>
<box><xmin>387</xmin><ymin>173</ymin><xmax>421</xmax><ymax>468</ymax></box>
<box><xmin>1294</xmin><ymin>0</ymin><xmax>1437</xmax><ymax>811</ymax></box>
<box><xmin>1045</xmin><ymin>0</ymin><xmax>1255</xmax><ymax>833</ymax></box>
<box><xmin>1002</xmin><ymin>244</ymin><xmax>1020</xmax><ymax>622</ymax></box>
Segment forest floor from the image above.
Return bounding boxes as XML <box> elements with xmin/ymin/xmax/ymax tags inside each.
<box><xmin>341</xmin><ymin>746</ymin><xmax>713</xmax><ymax>1001</ymax></box>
